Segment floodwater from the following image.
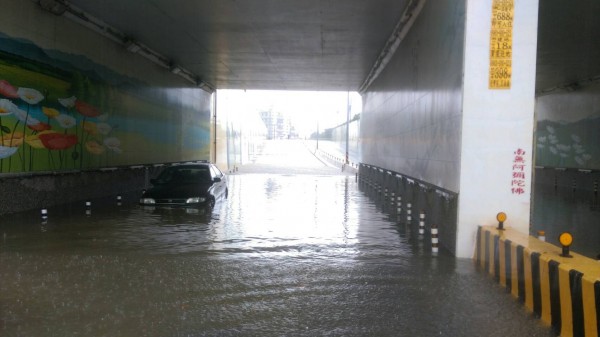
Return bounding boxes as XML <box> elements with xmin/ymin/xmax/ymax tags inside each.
<box><xmin>1</xmin><ymin>140</ymin><xmax>555</xmax><ymax>337</ymax></box>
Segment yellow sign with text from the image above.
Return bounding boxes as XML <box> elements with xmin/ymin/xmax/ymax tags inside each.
<box><xmin>489</xmin><ymin>0</ymin><xmax>514</xmax><ymax>89</ymax></box>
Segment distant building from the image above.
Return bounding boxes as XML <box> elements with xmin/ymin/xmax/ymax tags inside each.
<box><xmin>260</xmin><ymin>110</ymin><xmax>297</xmax><ymax>139</ymax></box>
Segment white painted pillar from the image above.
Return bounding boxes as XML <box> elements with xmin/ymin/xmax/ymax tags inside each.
<box><xmin>456</xmin><ymin>0</ymin><xmax>539</xmax><ymax>258</ymax></box>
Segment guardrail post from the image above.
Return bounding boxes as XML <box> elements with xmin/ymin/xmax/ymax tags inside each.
<box><xmin>419</xmin><ymin>210</ymin><xmax>426</xmax><ymax>235</ymax></box>
<box><xmin>431</xmin><ymin>224</ymin><xmax>439</xmax><ymax>254</ymax></box>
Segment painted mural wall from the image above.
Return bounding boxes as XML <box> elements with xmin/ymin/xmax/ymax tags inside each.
<box><xmin>535</xmin><ymin>85</ymin><xmax>600</xmax><ymax>170</ymax></box>
<box><xmin>0</xmin><ymin>1</ymin><xmax>211</xmax><ymax>174</ymax></box>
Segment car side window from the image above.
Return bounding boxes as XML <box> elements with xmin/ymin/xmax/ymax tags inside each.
<box><xmin>212</xmin><ymin>165</ymin><xmax>223</xmax><ymax>178</ymax></box>
<box><xmin>209</xmin><ymin>166</ymin><xmax>219</xmax><ymax>180</ymax></box>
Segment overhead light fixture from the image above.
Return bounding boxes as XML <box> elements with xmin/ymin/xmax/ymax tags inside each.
<box><xmin>170</xmin><ymin>65</ymin><xmax>182</xmax><ymax>75</ymax></box>
<box><xmin>196</xmin><ymin>78</ymin><xmax>214</xmax><ymax>92</ymax></box>
<box><xmin>37</xmin><ymin>1</ymin><xmax>216</xmax><ymax>93</ymax></box>
<box><xmin>124</xmin><ymin>40</ymin><xmax>141</xmax><ymax>53</ymax></box>
<box><xmin>38</xmin><ymin>0</ymin><xmax>68</xmax><ymax>15</ymax></box>
<box><xmin>358</xmin><ymin>0</ymin><xmax>426</xmax><ymax>93</ymax></box>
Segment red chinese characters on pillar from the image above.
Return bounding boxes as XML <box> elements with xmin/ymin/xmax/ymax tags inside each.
<box><xmin>511</xmin><ymin>148</ymin><xmax>526</xmax><ymax>195</ymax></box>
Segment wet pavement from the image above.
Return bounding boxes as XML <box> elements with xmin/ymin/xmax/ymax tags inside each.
<box><xmin>0</xmin><ymin>140</ymin><xmax>556</xmax><ymax>336</ymax></box>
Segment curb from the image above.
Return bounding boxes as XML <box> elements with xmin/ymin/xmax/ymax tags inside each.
<box><xmin>476</xmin><ymin>226</ymin><xmax>600</xmax><ymax>337</ymax></box>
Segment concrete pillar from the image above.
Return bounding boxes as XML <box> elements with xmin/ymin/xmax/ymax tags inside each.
<box><xmin>456</xmin><ymin>0</ymin><xmax>539</xmax><ymax>258</ymax></box>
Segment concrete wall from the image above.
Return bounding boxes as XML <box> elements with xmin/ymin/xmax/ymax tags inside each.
<box><xmin>360</xmin><ymin>0</ymin><xmax>465</xmax><ymax>193</ymax></box>
<box><xmin>359</xmin><ymin>0</ymin><xmax>465</xmax><ymax>254</ymax></box>
<box><xmin>330</xmin><ymin>119</ymin><xmax>361</xmax><ymax>164</ymax></box>
<box><xmin>0</xmin><ymin>166</ymin><xmax>163</xmax><ymax>214</ymax></box>
<box><xmin>532</xmin><ymin>85</ymin><xmax>600</xmax><ymax>259</ymax></box>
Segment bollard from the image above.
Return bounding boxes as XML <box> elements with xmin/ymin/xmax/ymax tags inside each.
<box><xmin>594</xmin><ymin>180</ymin><xmax>598</xmax><ymax>195</ymax></box>
<box><xmin>572</xmin><ymin>179</ymin><xmax>576</xmax><ymax>192</ymax></box>
<box><xmin>406</xmin><ymin>203</ymin><xmax>412</xmax><ymax>224</ymax></box>
<box><xmin>419</xmin><ymin>210</ymin><xmax>425</xmax><ymax>235</ymax></box>
<box><xmin>41</xmin><ymin>208</ymin><xmax>48</xmax><ymax>219</ymax></box>
<box><xmin>431</xmin><ymin>224</ymin><xmax>439</xmax><ymax>254</ymax></box>
<box><xmin>396</xmin><ymin>196</ymin><xmax>402</xmax><ymax>215</ymax></box>
<box><xmin>85</xmin><ymin>201</ymin><xmax>92</xmax><ymax>208</ymax></box>
<box><xmin>537</xmin><ymin>230</ymin><xmax>545</xmax><ymax>242</ymax></box>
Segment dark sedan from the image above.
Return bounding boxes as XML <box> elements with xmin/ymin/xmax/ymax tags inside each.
<box><xmin>139</xmin><ymin>162</ymin><xmax>228</xmax><ymax>208</ymax></box>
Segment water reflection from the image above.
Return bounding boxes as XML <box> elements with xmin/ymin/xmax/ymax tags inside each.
<box><xmin>0</xmin><ymin>174</ymin><xmax>555</xmax><ymax>336</ymax></box>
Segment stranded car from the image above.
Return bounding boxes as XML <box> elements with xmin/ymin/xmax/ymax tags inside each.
<box><xmin>139</xmin><ymin>162</ymin><xmax>228</xmax><ymax>208</ymax></box>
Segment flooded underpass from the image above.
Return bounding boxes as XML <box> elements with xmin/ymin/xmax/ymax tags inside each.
<box><xmin>0</xmin><ymin>141</ymin><xmax>556</xmax><ymax>337</ymax></box>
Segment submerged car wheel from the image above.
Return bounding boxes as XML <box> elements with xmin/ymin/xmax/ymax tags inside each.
<box><xmin>207</xmin><ymin>197</ymin><xmax>215</xmax><ymax>209</ymax></box>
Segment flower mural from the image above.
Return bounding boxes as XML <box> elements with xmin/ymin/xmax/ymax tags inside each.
<box><xmin>58</xmin><ymin>96</ymin><xmax>76</xmax><ymax>108</ymax></box>
<box><xmin>82</xmin><ymin>120</ymin><xmax>98</xmax><ymax>136</ymax></box>
<box><xmin>0</xmin><ymin>99</ymin><xmax>16</xmax><ymax>115</ymax></box>
<box><xmin>1</xmin><ymin>132</ymin><xmax>24</xmax><ymax>147</ymax></box>
<box><xmin>75</xmin><ymin>100</ymin><xmax>101</xmax><ymax>117</ymax></box>
<box><xmin>0</xmin><ymin>77</ymin><xmax>122</xmax><ymax>172</ymax></box>
<box><xmin>17</xmin><ymin>88</ymin><xmax>44</xmax><ymax>105</ymax></box>
<box><xmin>0</xmin><ymin>146</ymin><xmax>18</xmax><ymax>159</ymax></box>
<box><xmin>85</xmin><ymin>140</ymin><xmax>105</xmax><ymax>155</ymax></box>
<box><xmin>104</xmin><ymin>137</ymin><xmax>122</xmax><ymax>154</ymax></box>
<box><xmin>0</xmin><ymin>80</ymin><xmax>19</xmax><ymax>99</ymax></box>
<box><xmin>42</xmin><ymin>107</ymin><xmax>60</xmax><ymax>118</ymax></box>
<box><xmin>97</xmin><ymin>122</ymin><xmax>112</xmax><ymax>135</ymax></box>
<box><xmin>25</xmin><ymin>132</ymin><xmax>50</xmax><ymax>149</ymax></box>
<box><xmin>0</xmin><ymin>34</ymin><xmax>212</xmax><ymax>174</ymax></box>
<box><xmin>38</xmin><ymin>132</ymin><xmax>78</xmax><ymax>150</ymax></box>
<box><xmin>27</xmin><ymin>122</ymin><xmax>51</xmax><ymax>132</ymax></box>
<box><xmin>536</xmin><ymin>122</ymin><xmax>594</xmax><ymax>169</ymax></box>
<box><xmin>55</xmin><ymin>114</ymin><xmax>76</xmax><ymax>129</ymax></box>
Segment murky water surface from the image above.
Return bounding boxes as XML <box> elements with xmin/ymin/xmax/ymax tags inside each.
<box><xmin>1</xmin><ymin>174</ymin><xmax>555</xmax><ymax>336</ymax></box>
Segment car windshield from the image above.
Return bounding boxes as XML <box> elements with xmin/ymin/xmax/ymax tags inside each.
<box><xmin>154</xmin><ymin>166</ymin><xmax>212</xmax><ymax>184</ymax></box>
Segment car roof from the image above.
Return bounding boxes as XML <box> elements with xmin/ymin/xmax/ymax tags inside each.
<box><xmin>170</xmin><ymin>162</ymin><xmax>212</xmax><ymax>168</ymax></box>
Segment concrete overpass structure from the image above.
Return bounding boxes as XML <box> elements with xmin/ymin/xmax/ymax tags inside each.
<box><xmin>0</xmin><ymin>0</ymin><xmax>599</xmax><ymax>259</ymax></box>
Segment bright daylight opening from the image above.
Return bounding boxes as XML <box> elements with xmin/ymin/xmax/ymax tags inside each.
<box><xmin>216</xmin><ymin>90</ymin><xmax>362</xmax><ymax>174</ymax></box>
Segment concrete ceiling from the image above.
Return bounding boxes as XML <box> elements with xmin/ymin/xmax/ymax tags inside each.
<box><xmin>64</xmin><ymin>0</ymin><xmax>600</xmax><ymax>94</ymax></box>
<box><xmin>65</xmin><ymin>0</ymin><xmax>409</xmax><ymax>91</ymax></box>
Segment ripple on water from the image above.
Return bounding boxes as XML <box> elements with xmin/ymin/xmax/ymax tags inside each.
<box><xmin>0</xmin><ymin>175</ymin><xmax>556</xmax><ymax>337</ymax></box>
